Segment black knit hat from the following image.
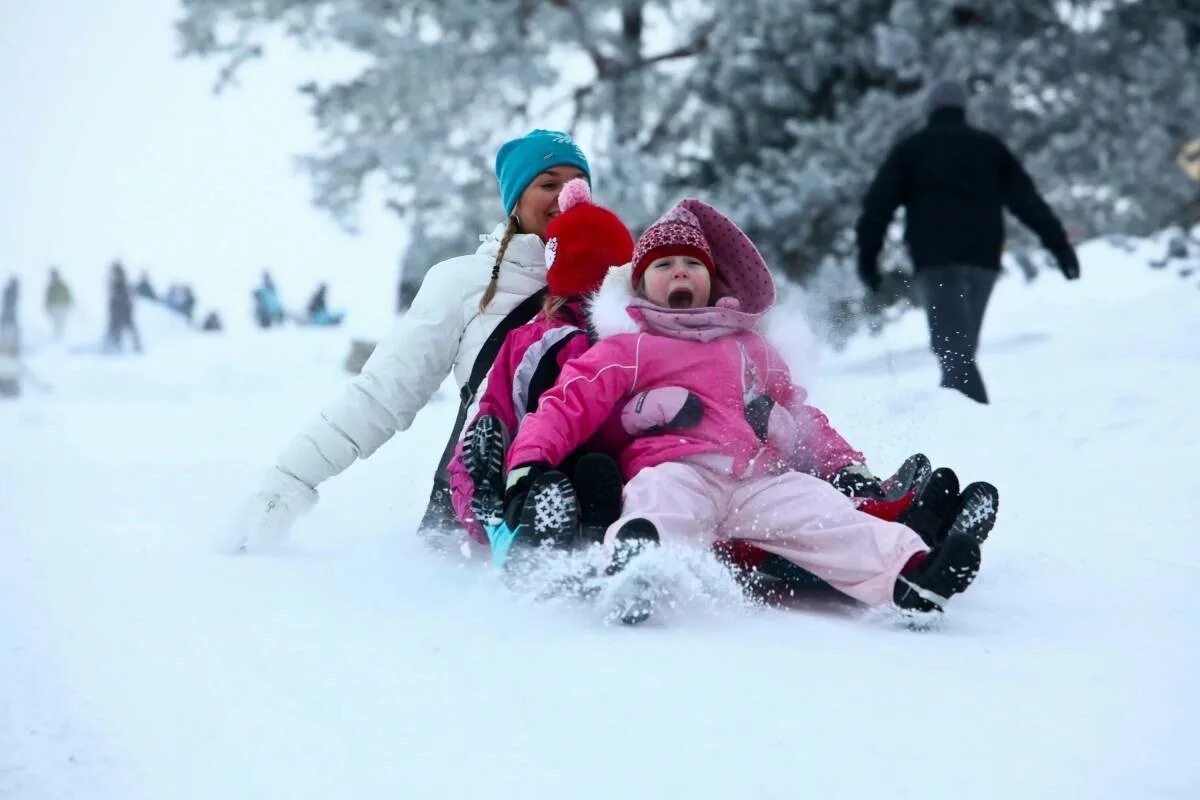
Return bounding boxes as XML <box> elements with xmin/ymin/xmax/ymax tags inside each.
<box><xmin>925</xmin><ymin>79</ymin><xmax>967</xmax><ymax>115</ymax></box>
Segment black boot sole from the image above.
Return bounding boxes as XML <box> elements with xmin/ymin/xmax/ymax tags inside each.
<box><xmin>880</xmin><ymin>453</ymin><xmax>933</xmax><ymax>503</ymax></box>
<box><xmin>944</xmin><ymin>482</ymin><xmax>1000</xmax><ymax>544</ymax></box>
<box><xmin>463</xmin><ymin>414</ymin><xmax>508</xmax><ymax>528</ymax></box>
<box><xmin>517</xmin><ymin>471</ymin><xmax>579</xmax><ymax>547</ymax></box>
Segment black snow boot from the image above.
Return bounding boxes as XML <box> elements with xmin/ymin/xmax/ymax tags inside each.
<box><xmin>893</xmin><ymin>534</ymin><xmax>981</xmax><ymax>614</ymax></box>
<box><xmin>572</xmin><ymin>453</ymin><xmax>624</xmax><ymax>546</ymax></box>
<box><xmin>462</xmin><ymin>414</ymin><xmax>509</xmax><ymax>528</ymax></box>
<box><xmin>943</xmin><ymin>482</ymin><xmax>1000</xmax><ymax>544</ymax></box>
<box><xmin>605</xmin><ymin>518</ymin><xmax>660</xmax><ymax>576</ymax></box>
<box><xmin>897</xmin><ymin>467</ymin><xmax>961</xmax><ymax>548</ymax></box>
<box><xmin>604</xmin><ymin>518</ymin><xmax>661</xmax><ymax>625</ymax></box>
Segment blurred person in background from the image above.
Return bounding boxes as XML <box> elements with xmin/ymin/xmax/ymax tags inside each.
<box><xmin>200</xmin><ymin>311</ymin><xmax>223</xmax><ymax>332</ymax></box>
<box><xmin>178</xmin><ymin>285</ymin><xmax>196</xmax><ymax>323</ymax></box>
<box><xmin>134</xmin><ymin>271</ymin><xmax>156</xmax><ymax>300</ymax></box>
<box><xmin>2</xmin><ymin>276</ymin><xmax>20</xmax><ymax>353</ymax></box>
<box><xmin>855</xmin><ymin>79</ymin><xmax>1080</xmax><ymax>404</ymax></box>
<box><xmin>304</xmin><ymin>283</ymin><xmax>329</xmax><ymax>322</ymax></box>
<box><xmin>44</xmin><ymin>267</ymin><xmax>73</xmax><ymax>340</ymax></box>
<box><xmin>0</xmin><ymin>276</ymin><xmax>18</xmax><ymax>398</ymax></box>
<box><xmin>253</xmin><ymin>271</ymin><xmax>284</xmax><ymax>328</ymax></box>
<box><xmin>103</xmin><ymin>261</ymin><xmax>142</xmax><ymax>354</ymax></box>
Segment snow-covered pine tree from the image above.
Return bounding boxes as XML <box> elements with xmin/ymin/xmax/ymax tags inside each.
<box><xmin>178</xmin><ymin>1</ymin><xmax>1200</xmax><ymax>344</ymax></box>
<box><xmin>667</xmin><ymin>1</ymin><xmax>1200</xmax><ymax>343</ymax></box>
<box><xmin>177</xmin><ymin>0</ymin><xmax>713</xmax><ymax>282</ymax></box>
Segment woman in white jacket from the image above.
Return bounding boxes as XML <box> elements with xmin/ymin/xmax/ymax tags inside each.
<box><xmin>238</xmin><ymin>129</ymin><xmax>591</xmax><ymax>551</ymax></box>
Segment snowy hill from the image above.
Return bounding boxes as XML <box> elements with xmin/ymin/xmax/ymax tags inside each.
<box><xmin>1</xmin><ymin>238</ymin><xmax>1197</xmax><ymax>799</ymax></box>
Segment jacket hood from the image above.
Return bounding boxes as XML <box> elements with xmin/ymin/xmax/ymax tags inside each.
<box><xmin>639</xmin><ymin>198</ymin><xmax>775</xmax><ymax>314</ymax></box>
<box><xmin>475</xmin><ymin>222</ymin><xmax>548</xmax><ymax>271</ymax></box>
<box><xmin>588</xmin><ymin>199</ymin><xmax>776</xmax><ymax>342</ymax></box>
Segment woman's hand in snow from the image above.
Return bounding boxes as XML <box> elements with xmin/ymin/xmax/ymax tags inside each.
<box><xmin>230</xmin><ymin>467</ymin><xmax>318</xmax><ymax>553</ymax></box>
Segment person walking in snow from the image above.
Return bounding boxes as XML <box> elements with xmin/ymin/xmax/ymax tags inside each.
<box><xmin>855</xmin><ymin>79</ymin><xmax>1080</xmax><ymax>404</ymax></box>
<box><xmin>501</xmin><ymin>199</ymin><xmax>988</xmax><ymax>623</ymax></box>
<box><xmin>0</xmin><ymin>276</ymin><xmax>19</xmax><ymax>398</ymax></box>
<box><xmin>235</xmin><ymin>129</ymin><xmax>592</xmax><ymax>551</ymax></box>
<box><xmin>103</xmin><ymin>261</ymin><xmax>142</xmax><ymax>353</ymax></box>
<box><xmin>45</xmin><ymin>268</ymin><xmax>73</xmax><ymax>340</ymax></box>
<box><xmin>1</xmin><ymin>276</ymin><xmax>20</xmax><ymax>352</ymax></box>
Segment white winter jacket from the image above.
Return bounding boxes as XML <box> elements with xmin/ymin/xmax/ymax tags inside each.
<box><xmin>275</xmin><ymin>223</ymin><xmax>548</xmax><ymax>490</ymax></box>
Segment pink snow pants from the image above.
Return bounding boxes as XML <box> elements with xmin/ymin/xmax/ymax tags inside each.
<box><xmin>606</xmin><ymin>461</ymin><xmax>930</xmax><ymax>607</ymax></box>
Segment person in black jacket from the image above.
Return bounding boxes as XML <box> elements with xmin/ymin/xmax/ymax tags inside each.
<box><xmin>856</xmin><ymin>79</ymin><xmax>1080</xmax><ymax>404</ymax></box>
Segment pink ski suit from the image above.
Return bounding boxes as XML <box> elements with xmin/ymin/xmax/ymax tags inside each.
<box><xmin>507</xmin><ymin>199</ymin><xmax>929</xmax><ymax>607</ymax></box>
<box><xmin>447</xmin><ymin>300</ymin><xmax>627</xmax><ymax>543</ymax></box>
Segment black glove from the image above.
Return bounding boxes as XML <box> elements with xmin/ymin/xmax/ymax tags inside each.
<box><xmin>1056</xmin><ymin>247</ymin><xmax>1081</xmax><ymax>280</ymax></box>
<box><xmin>857</xmin><ymin>257</ymin><xmax>882</xmax><ymax>293</ymax></box>
<box><xmin>831</xmin><ymin>464</ymin><xmax>885</xmax><ymax>500</ymax></box>
<box><xmin>502</xmin><ymin>461</ymin><xmax>551</xmax><ymax>528</ymax></box>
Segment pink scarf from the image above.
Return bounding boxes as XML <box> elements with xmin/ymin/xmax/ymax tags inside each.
<box><xmin>627</xmin><ymin>296</ymin><xmax>764</xmax><ymax>343</ymax></box>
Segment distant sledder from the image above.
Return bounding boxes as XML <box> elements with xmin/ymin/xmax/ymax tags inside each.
<box><xmin>252</xmin><ymin>272</ymin><xmax>285</xmax><ymax>328</ymax></box>
<box><xmin>299</xmin><ymin>283</ymin><xmax>345</xmax><ymax>327</ymax></box>
<box><xmin>250</xmin><ymin>274</ymin><xmax>345</xmax><ymax>328</ymax></box>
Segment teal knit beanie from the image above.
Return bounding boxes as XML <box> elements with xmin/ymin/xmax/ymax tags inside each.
<box><xmin>494</xmin><ymin>129</ymin><xmax>590</xmax><ymax>217</ymax></box>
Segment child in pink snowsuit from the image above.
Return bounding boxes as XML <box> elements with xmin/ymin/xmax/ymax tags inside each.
<box><xmin>505</xmin><ymin>199</ymin><xmax>982</xmax><ymax>614</ymax></box>
<box><xmin>447</xmin><ymin>179</ymin><xmax>633</xmax><ymax>547</ymax></box>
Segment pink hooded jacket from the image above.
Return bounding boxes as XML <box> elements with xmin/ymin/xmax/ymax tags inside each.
<box><xmin>507</xmin><ymin>199</ymin><xmax>863</xmax><ymax>482</ymax></box>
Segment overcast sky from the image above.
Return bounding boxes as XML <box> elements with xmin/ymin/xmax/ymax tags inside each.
<box><xmin>0</xmin><ymin>1</ymin><xmax>403</xmax><ymax>332</ymax></box>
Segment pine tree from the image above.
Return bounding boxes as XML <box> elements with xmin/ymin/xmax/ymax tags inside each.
<box><xmin>178</xmin><ymin>0</ymin><xmax>1200</xmax><ymax>344</ymax></box>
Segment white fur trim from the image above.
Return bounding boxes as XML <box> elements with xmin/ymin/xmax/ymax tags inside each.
<box><xmin>586</xmin><ymin>263</ymin><xmax>641</xmax><ymax>340</ymax></box>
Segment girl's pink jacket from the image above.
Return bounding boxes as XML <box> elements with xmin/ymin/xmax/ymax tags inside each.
<box><xmin>508</xmin><ymin>198</ymin><xmax>862</xmax><ymax>482</ymax></box>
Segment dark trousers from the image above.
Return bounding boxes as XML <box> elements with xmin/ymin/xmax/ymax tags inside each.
<box><xmin>104</xmin><ymin>316</ymin><xmax>142</xmax><ymax>353</ymax></box>
<box><xmin>913</xmin><ymin>265</ymin><xmax>997</xmax><ymax>404</ymax></box>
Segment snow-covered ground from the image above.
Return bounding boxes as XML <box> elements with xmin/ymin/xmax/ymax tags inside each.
<box><xmin>2</xmin><ymin>239</ymin><xmax>1198</xmax><ymax>799</ymax></box>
